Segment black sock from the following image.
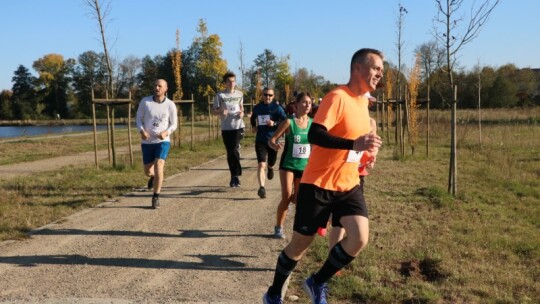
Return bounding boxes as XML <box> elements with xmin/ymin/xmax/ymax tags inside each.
<box><xmin>313</xmin><ymin>242</ymin><xmax>355</xmax><ymax>284</ymax></box>
<box><xmin>153</xmin><ymin>193</ymin><xmax>159</xmax><ymax>199</ymax></box>
<box><xmin>267</xmin><ymin>251</ymin><xmax>298</xmax><ymax>297</ymax></box>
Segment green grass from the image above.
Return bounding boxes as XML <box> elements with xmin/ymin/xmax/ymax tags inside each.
<box><xmin>290</xmin><ymin>108</ymin><xmax>540</xmax><ymax>303</ymax></box>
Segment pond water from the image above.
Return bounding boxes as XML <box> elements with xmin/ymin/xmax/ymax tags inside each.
<box><xmin>0</xmin><ymin>125</ymin><xmax>127</xmax><ymax>138</ymax></box>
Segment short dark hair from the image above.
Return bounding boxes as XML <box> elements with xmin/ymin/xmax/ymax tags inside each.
<box><xmin>350</xmin><ymin>48</ymin><xmax>384</xmax><ymax>72</ymax></box>
<box><xmin>295</xmin><ymin>91</ymin><xmax>312</xmax><ymax>103</ymax></box>
<box><xmin>222</xmin><ymin>71</ymin><xmax>236</xmax><ymax>83</ymax></box>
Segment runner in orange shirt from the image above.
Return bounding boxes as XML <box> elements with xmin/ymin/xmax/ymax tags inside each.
<box><xmin>263</xmin><ymin>48</ymin><xmax>384</xmax><ymax>304</ymax></box>
<box><xmin>328</xmin><ymin>116</ymin><xmax>379</xmax><ymax>272</ymax></box>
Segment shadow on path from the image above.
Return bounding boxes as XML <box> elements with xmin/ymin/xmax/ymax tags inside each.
<box><xmin>0</xmin><ymin>254</ymin><xmax>273</xmax><ymax>271</ymax></box>
<box><xmin>31</xmin><ymin>228</ymin><xmax>275</xmax><ymax>240</ymax></box>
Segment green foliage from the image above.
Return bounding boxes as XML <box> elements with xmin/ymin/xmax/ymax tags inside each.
<box><xmin>419</xmin><ymin>63</ymin><xmax>537</xmax><ymax>110</ymax></box>
<box><xmin>253</xmin><ymin>49</ymin><xmax>278</xmax><ymax>88</ymax></box>
<box><xmin>486</xmin><ymin>74</ymin><xmax>518</xmax><ymax>107</ymax></box>
<box><xmin>137</xmin><ymin>54</ymin><xmax>163</xmax><ymax>99</ymax></box>
<box><xmin>72</xmin><ymin>51</ymin><xmax>102</xmax><ymax>117</ymax></box>
<box><xmin>11</xmin><ymin>65</ymin><xmax>38</xmax><ymax>119</ymax></box>
<box><xmin>0</xmin><ymin>89</ymin><xmax>13</xmax><ymax>119</ymax></box>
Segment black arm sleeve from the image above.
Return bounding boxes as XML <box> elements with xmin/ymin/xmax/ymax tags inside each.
<box><xmin>308</xmin><ymin>123</ymin><xmax>354</xmax><ymax>150</ymax></box>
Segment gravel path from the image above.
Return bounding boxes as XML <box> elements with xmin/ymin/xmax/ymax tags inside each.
<box><xmin>0</xmin><ymin>150</ymin><xmax>296</xmax><ymax>303</ymax></box>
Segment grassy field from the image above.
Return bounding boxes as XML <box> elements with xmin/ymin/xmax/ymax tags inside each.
<box><xmin>293</xmin><ymin>108</ymin><xmax>540</xmax><ymax>303</ymax></box>
<box><xmin>0</xmin><ymin>120</ymin><xmax>228</xmax><ymax>165</ymax></box>
<box><xmin>1</xmin><ymin>108</ymin><xmax>538</xmax><ymax>303</ymax></box>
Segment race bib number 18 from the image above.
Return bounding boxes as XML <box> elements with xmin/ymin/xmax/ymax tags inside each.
<box><xmin>292</xmin><ymin>143</ymin><xmax>310</xmax><ymax>159</ymax></box>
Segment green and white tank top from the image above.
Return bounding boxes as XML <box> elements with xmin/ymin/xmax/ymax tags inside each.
<box><xmin>282</xmin><ymin>117</ymin><xmax>312</xmax><ymax>171</ymax></box>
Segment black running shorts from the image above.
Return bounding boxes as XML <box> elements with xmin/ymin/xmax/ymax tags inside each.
<box><xmin>255</xmin><ymin>141</ymin><xmax>277</xmax><ymax>164</ymax></box>
<box><xmin>293</xmin><ymin>183</ymin><xmax>368</xmax><ymax>235</ymax></box>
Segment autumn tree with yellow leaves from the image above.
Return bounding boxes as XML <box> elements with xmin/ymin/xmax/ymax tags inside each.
<box><xmin>32</xmin><ymin>53</ymin><xmax>75</xmax><ymax>118</ymax></box>
<box><xmin>171</xmin><ymin>29</ymin><xmax>183</xmax><ymax>101</ymax></box>
<box><xmin>407</xmin><ymin>54</ymin><xmax>421</xmax><ymax>155</ymax></box>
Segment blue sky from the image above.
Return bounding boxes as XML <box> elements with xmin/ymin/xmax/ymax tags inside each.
<box><xmin>1</xmin><ymin>0</ymin><xmax>538</xmax><ymax>92</ymax></box>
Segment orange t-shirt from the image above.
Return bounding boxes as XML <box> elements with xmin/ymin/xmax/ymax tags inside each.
<box><xmin>301</xmin><ymin>85</ymin><xmax>371</xmax><ymax>191</ymax></box>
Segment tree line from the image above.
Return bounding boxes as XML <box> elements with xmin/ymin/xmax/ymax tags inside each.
<box><xmin>0</xmin><ymin>19</ymin><xmax>538</xmax><ymax>121</ymax></box>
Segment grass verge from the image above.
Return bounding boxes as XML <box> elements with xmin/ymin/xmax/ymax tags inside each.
<box><xmin>289</xmin><ymin>109</ymin><xmax>539</xmax><ymax>303</ymax></box>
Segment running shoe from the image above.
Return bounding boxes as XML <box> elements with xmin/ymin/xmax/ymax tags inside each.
<box><xmin>151</xmin><ymin>197</ymin><xmax>160</xmax><ymax>209</ymax></box>
<box><xmin>234</xmin><ymin>176</ymin><xmax>241</xmax><ymax>187</ymax></box>
<box><xmin>258</xmin><ymin>186</ymin><xmax>266</xmax><ymax>198</ymax></box>
<box><xmin>267</xmin><ymin>167</ymin><xmax>274</xmax><ymax>180</ymax></box>
<box><xmin>303</xmin><ymin>276</ymin><xmax>328</xmax><ymax>304</ymax></box>
<box><xmin>147</xmin><ymin>176</ymin><xmax>154</xmax><ymax>189</ymax></box>
<box><xmin>274</xmin><ymin>226</ymin><xmax>285</xmax><ymax>239</ymax></box>
<box><xmin>229</xmin><ymin>177</ymin><xmax>236</xmax><ymax>188</ymax></box>
<box><xmin>262</xmin><ymin>292</ymin><xmax>283</xmax><ymax>304</ymax></box>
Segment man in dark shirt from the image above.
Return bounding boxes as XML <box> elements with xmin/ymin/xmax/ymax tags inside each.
<box><xmin>250</xmin><ymin>87</ymin><xmax>287</xmax><ymax>198</ymax></box>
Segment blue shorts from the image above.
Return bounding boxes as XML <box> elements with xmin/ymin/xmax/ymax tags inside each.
<box><xmin>141</xmin><ymin>142</ymin><xmax>171</xmax><ymax>165</ymax></box>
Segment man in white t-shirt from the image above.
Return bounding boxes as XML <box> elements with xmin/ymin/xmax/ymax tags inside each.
<box><xmin>136</xmin><ymin>79</ymin><xmax>178</xmax><ymax>209</ymax></box>
<box><xmin>212</xmin><ymin>71</ymin><xmax>245</xmax><ymax>187</ymax></box>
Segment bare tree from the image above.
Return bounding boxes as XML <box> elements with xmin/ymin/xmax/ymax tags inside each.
<box><xmin>238</xmin><ymin>40</ymin><xmax>246</xmax><ymax>91</ymax></box>
<box><xmin>473</xmin><ymin>60</ymin><xmax>483</xmax><ymax>147</ymax></box>
<box><xmin>84</xmin><ymin>0</ymin><xmax>115</xmax><ymax>98</ymax></box>
<box><xmin>395</xmin><ymin>2</ymin><xmax>408</xmax><ymax>156</ymax></box>
<box><xmin>117</xmin><ymin>55</ymin><xmax>141</xmax><ymax>97</ymax></box>
<box><xmin>417</xmin><ymin>40</ymin><xmax>444</xmax><ymax>158</ymax></box>
<box><xmin>433</xmin><ymin>0</ymin><xmax>500</xmax><ymax>196</ymax></box>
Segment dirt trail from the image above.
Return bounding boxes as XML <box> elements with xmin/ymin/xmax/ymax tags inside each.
<box><xmin>0</xmin><ymin>150</ymin><xmax>295</xmax><ymax>303</ymax></box>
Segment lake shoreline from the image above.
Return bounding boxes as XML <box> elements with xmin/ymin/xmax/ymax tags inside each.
<box><xmin>0</xmin><ymin>118</ymin><xmax>131</xmax><ymax>126</ymax></box>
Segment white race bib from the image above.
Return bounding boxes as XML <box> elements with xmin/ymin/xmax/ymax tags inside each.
<box><xmin>292</xmin><ymin>143</ymin><xmax>310</xmax><ymax>159</ymax></box>
<box><xmin>257</xmin><ymin>114</ymin><xmax>271</xmax><ymax>126</ymax></box>
<box><xmin>227</xmin><ymin>104</ymin><xmax>239</xmax><ymax>113</ymax></box>
<box><xmin>346</xmin><ymin>150</ymin><xmax>363</xmax><ymax>163</ymax></box>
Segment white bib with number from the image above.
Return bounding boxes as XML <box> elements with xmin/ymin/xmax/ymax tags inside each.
<box><xmin>257</xmin><ymin>114</ymin><xmax>271</xmax><ymax>126</ymax></box>
<box><xmin>227</xmin><ymin>104</ymin><xmax>239</xmax><ymax>113</ymax></box>
<box><xmin>292</xmin><ymin>143</ymin><xmax>310</xmax><ymax>159</ymax></box>
<box><xmin>346</xmin><ymin>150</ymin><xmax>364</xmax><ymax>163</ymax></box>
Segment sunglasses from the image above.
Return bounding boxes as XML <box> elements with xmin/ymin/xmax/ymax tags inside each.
<box><xmin>263</xmin><ymin>94</ymin><xmax>274</xmax><ymax>97</ymax></box>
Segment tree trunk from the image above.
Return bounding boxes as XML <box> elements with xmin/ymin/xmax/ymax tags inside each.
<box><xmin>448</xmin><ymin>85</ymin><xmax>457</xmax><ymax>196</ymax></box>
<box><xmin>381</xmin><ymin>93</ymin><xmax>386</xmax><ymax>134</ymax></box>
<box><xmin>426</xmin><ymin>78</ymin><xmax>430</xmax><ymax>158</ymax></box>
<box><xmin>478</xmin><ymin>72</ymin><xmax>482</xmax><ymax>146</ymax></box>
